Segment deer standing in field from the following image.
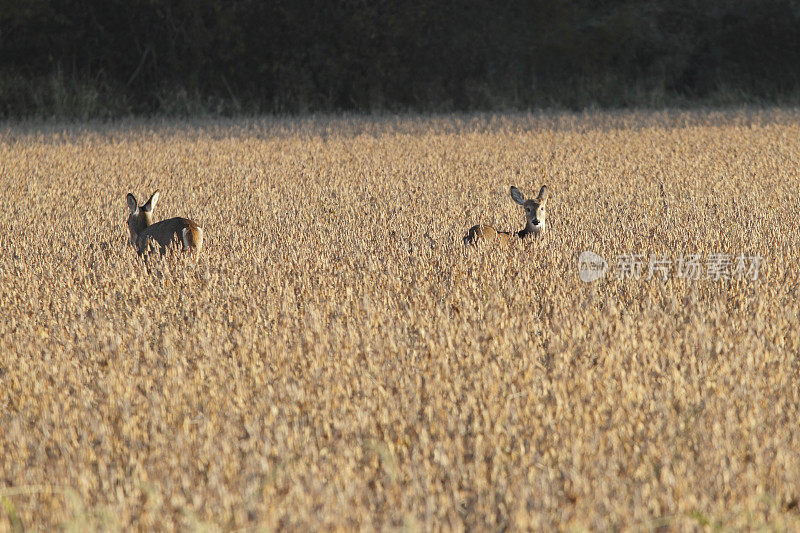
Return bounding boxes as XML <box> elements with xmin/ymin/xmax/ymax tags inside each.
<box><xmin>126</xmin><ymin>191</ymin><xmax>204</xmax><ymax>255</ymax></box>
<box><xmin>464</xmin><ymin>185</ymin><xmax>548</xmax><ymax>245</ymax></box>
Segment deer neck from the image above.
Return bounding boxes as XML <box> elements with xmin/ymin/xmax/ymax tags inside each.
<box><xmin>517</xmin><ymin>222</ymin><xmax>543</xmax><ymax>239</ymax></box>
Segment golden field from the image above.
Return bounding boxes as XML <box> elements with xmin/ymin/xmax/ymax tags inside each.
<box><xmin>1</xmin><ymin>110</ymin><xmax>799</xmax><ymax>531</ymax></box>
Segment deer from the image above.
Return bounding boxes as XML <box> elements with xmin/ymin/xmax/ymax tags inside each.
<box><xmin>126</xmin><ymin>191</ymin><xmax>204</xmax><ymax>255</ymax></box>
<box><xmin>464</xmin><ymin>185</ymin><xmax>548</xmax><ymax>245</ymax></box>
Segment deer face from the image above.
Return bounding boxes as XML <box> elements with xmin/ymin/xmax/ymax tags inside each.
<box><xmin>511</xmin><ymin>185</ymin><xmax>548</xmax><ymax>234</ymax></box>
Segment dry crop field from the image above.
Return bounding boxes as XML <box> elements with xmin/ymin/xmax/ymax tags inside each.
<box><xmin>1</xmin><ymin>110</ymin><xmax>800</xmax><ymax>531</ymax></box>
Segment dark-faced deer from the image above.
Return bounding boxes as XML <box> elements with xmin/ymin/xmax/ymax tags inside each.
<box><xmin>126</xmin><ymin>191</ymin><xmax>204</xmax><ymax>255</ymax></box>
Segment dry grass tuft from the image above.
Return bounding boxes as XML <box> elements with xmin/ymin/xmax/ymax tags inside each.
<box><xmin>1</xmin><ymin>110</ymin><xmax>800</xmax><ymax>530</ymax></box>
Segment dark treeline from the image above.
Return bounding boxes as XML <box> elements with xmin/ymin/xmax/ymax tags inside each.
<box><xmin>1</xmin><ymin>0</ymin><xmax>799</xmax><ymax>117</ymax></box>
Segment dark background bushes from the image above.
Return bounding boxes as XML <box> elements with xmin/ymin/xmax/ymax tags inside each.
<box><xmin>1</xmin><ymin>0</ymin><xmax>799</xmax><ymax>117</ymax></box>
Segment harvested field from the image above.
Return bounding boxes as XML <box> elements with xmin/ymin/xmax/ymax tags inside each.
<box><xmin>1</xmin><ymin>110</ymin><xmax>800</xmax><ymax>530</ymax></box>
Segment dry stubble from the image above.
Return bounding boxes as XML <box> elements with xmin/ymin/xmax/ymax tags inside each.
<box><xmin>1</xmin><ymin>110</ymin><xmax>799</xmax><ymax>530</ymax></box>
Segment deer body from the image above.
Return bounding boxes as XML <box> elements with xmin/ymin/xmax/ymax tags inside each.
<box><xmin>464</xmin><ymin>185</ymin><xmax>548</xmax><ymax>246</ymax></box>
<box><xmin>126</xmin><ymin>191</ymin><xmax>204</xmax><ymax>255</ymax></box>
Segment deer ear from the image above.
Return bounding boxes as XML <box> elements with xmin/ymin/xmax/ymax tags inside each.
<box><xmin>537</xmin><ymin>185</ymin><xmax>549</xmax><ymax>204</ymax></box>
<box><xmin>510</xmin><ymin>186</ymin><xmax>525</xmax><ymax>205</ymax></box>
<box><xmin>127</xmin><ymin>193</ymin><xmax>139</xmax><ymax>214</ymax></box>
<box><xmin>143</xmin><ymin>190</ymin><xmax>159</xmax><ymax>212</ymax></box>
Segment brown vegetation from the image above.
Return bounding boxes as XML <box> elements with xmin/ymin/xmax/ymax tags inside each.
<box><xmin>1</xmin><ymin>110</ymin><xmax>799</xmax><ymax>530</ymax></box>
